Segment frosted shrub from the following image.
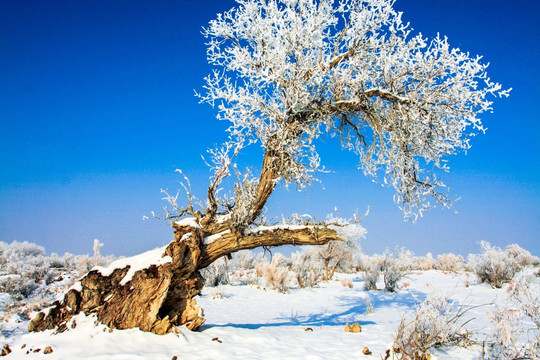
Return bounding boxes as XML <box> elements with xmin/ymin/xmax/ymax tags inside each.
<box><xmin>363</xmin><ymin>263</ymin><xmax>381</xmax><ymax>291</ymax></box>
<box><xmin>340</xmin><ymin>278</ymin><xmax>353</xmax><ymax>288</ymax></box>
<box><xmin>0</xmin><ymin>275</ymin><xmax>39</xmax><ymax>298</ymax></box>
<box><xmin>468</xmin><ymin>241</ymin><xmax>520</xmax><ymax>288</ymax></box>
<box><xmin>270</xmin><ymin>252</ymin><xmax>291</xmax><ymax>269</ymax></box>
<box><xmin>392</xmin><ymin>295</ymin><xmax>472</xmax><ymax>359</ymax></box>
<box><xmin>254</xmin><ymin>254</ymin><xmax>270</xmax><ymax>278</ymax></box>
<box><xmin>258</xmin><ymin>262</ymin><xmax>290</xmax><ymax>293</ymax></box>
<box><xmin>411</xmin><ymin>253</ymin><xmax>436</xmax><ymax>271</ymax></box>
<box><xmin>505</xmin><ymin>244</ymin><xmax>540</xmax><ymax>267</ymax></box>
<box><xmin>201</xmin><ymin>257</ymin><xmax>229</xmax><ymax>287</ymax></box>
<box><xmin>0</xmin><ymin>241</ymin><xmax>53</xmax><ymax>297</ymax></box>
<box><xmin>435</xmin><ymin>253</ymin><xmax>465</xmax><ymax>272</ymax></box>
<box><xmin>291</xmin><ymin>248</ymin><xmax>323</xmax><ymax>288</ymax></box>
<box><xmin>382</xmin><ymin>248</ymin><xmax>412</xmax><ymax>292</ymax></box>
<box><xmin>0</xmin><ymin>241</ymin><xmax>49</xmax><ymax>281</ymax></box>
<box><xmin>486</xmin><ymin>272</ymin><xmax>540</xmax><ymax>359</ymax></box>
<box><xmin>316</xmin><ymin>219</ymin><xmax>365</xmax><ymax>279</ymax></box>
<box><xmin>231</xmin><ymin>250</ymin><xmax>255</xmax><ymax>270</ymax></box>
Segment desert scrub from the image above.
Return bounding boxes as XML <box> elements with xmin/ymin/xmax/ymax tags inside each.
<box><xmin>485</xmin><ymin>272</ymin><xmax>540</xmax><ymax>359</ymax></box>
<box><xmin>468</xmin><ymin>241</ymin><xmax>523</xmax><ymax>288</ymax></box>
<box><xmin>392</xmin><ymin>295</ymin><xmax>473</xmax><ymax>359</ymax></box>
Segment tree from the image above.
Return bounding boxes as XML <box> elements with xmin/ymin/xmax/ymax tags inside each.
<box><xmin>29</xmin><ymin>0</ymin><xmax>507</xmax><ymax>334</ymax></box>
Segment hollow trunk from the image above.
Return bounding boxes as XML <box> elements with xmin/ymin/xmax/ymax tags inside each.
<box><xmin>29</xmin><ymin>219</ymin><xmax>341</xmax><ymax>334</ymax></box>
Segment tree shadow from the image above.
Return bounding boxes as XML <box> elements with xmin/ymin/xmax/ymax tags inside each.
<box><xmin>201</xmin><ymin>287</ymin><xmax>427</xmax><ymax>331</ymax></box>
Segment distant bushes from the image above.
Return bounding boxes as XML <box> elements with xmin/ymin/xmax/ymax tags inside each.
<box><xmin>0</xmin><ymin>239</ymin><xmax>116</xmax><ymax>326</ymax></box>
<box><xmin>435</xmin><ymin>253</ymin><xmax>465</xmax><ymax>272</ymax></box>
<box><xmin>200</xmin><ymin>239</ymin><xmax>539</xmax><ymax>297</ymax></box>
<box><xmin>468</xmin><ymin>241</ymin><xmax>539</xmax><ymax>288</ymax></box>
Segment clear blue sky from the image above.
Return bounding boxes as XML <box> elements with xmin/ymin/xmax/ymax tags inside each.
<box><xmin>1</xmin><ymin>0</ymin><xmax>539</xmax><ymax>258</ymax></box>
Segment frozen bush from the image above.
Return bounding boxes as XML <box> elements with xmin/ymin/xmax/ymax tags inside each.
<box><xmin>270</xmin><ymin>252</ymin><xmax>291</xmax><ymax>269</ymax></box>
<box><xmin>0</xmin><ymin>241</ymin><xmax>49</xmax><ymax>281</ymax></box>
<box><xmin>291</xmin><ymin>248</ymin><xmax>323</xmax><ymax>288</ymax></box>
<box><xmin>317</xmin><ymin>218</ymin><xmax>365</xmax><ymax>279</ymax></box>
<box><xmin>486</xmin><ymin>272</ymin><xmax>540</xmax><ymax>359</ymax></box>
<box><xmin>340</xmin><ymin>278</ymin><xmax>353</xmax><ymax>288</ymax></box>
<box><xmin>392</xmin><ymin>295</ymin><xmax>472</xmax><ymax>359</ymax></box>
<box><xmin>49</xmin><ymin>253</ymin><xmax>67</xmax><ymax>269</ymax></box>
<box><xmin>410</xmin><ymin>253</ymin><xmax>436</xmax><ymax>271</ymax></box>
<box><xmin>317</xmin><ymin>241</ymin><xmax>355</xmax><ymax>279</ymax></box>
<box><xmin>231</xmin><ymin>250</ymin><xmax>255</xmax><ymax>270</ymax></box>
<box><xmin>363</xmin><ymin>263</ymin><xmax>381</xmax><ymax>291</ymax></box>
<box><xmin>200</xmin><ymin>257</ymin><xmax>229</xmax><ymax>287</ymax></box>
<box><xmin>505</xmin><ymin>244</ymin><xmax>540</xmax><ymax>267</ymax></box>
<box><xmin>381</xmin><ymin>248</ymin><xmax>412</xmax><ymax>292</ymax></box>
<box><xmin>435</xmin><ymin>253</ymin><xmax>465</xmax><ymax>272</ymax></box>
<box><xmin>0</xmin><ymin>275</ymin><xmax>38</xmax><ymax>298</ymax></box>
<box><xmin>468</xmin><ymin>241</ymin><xmax>521</xmax><ymax>288</ymax></box>
<box><xmin>254</xmin><ymin>254</ymin><xmax>270</xmax><ymax>278</ymax></box>
<box><xmin>258</xmin><ymin>262</ymin><xmax>290</xmax><ymax>293</ymax></box>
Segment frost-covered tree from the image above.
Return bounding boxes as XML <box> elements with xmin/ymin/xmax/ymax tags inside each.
<box><xmin>30</xmin><ymin>0</ymin><xmax>507</xmax><ymax>335</ymax></box>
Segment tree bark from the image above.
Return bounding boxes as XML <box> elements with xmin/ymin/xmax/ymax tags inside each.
<box><xmin>29</xmin><ymin>220</ymin><xmax>341</xmax><ymax>334</ymax></box>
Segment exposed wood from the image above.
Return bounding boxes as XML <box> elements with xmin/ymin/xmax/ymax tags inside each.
<box><xmin>29</xmin><ymin>224</ymin><xmax>206</xmax><ymax>334</ymax></box>
<box><xmin>200</xmin><ymin>225</ymin><xmax>342</xmax><ymax>268</ymax></box>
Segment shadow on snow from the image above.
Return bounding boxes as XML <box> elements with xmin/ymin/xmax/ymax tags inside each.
<box><xmin>201</xmin><ymin>286</ymin><xmax>427</xmax><ymax>330</ymax></box>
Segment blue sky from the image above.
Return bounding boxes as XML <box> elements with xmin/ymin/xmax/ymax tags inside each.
<box><xmin>1</xmin><ymin>0</ymin><xmax>539</xmax><ymax>258</ymax></box>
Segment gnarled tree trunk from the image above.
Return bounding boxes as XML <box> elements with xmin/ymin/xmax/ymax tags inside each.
<box><xmin>29</xmin><ymin>218</ymin><xmax>340</xmax><ymax>334</ymax></box>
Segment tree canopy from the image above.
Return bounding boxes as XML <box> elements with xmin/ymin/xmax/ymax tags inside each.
<box><xmin>197</xmin><ymin>0</ymin><xmax>508</xmax><ymax>221</ymax></box>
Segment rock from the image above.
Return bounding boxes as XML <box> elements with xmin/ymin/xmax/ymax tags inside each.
<box><xmin>344</xmin><ymin>322</ymin><xmax>362</xmax><ymax>333</ymax></box>
<box><xmin>1</xmin><ymin>344</ymin><xmax>11</xmax><ymax>357</ymax></box>
<box><xmin>362</xmin><ymin>346</ymin><xmax>372</xmax><ymax>355</ymax></box>
<box><xmin>44</xmin><ymin>346</ymin><xmax>54</xmax><ymax>354</ymax></box>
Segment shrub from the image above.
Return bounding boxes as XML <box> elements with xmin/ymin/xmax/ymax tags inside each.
<box><xmin>411</xmin><ymin>253</ymin><xmax>436</xmax><ymax>271</ymax></box>
<box><xmin>231</xmin><ymin>250</ymin><xmax>255</xmax><ymax>270</ymax></box>
<box><xmin>468</xmin><ymin>241</ymin><xmax>521</xmax><ymax>288</ymax></box>
<box><xmin>200</xmin><ymin>257</ymin><xmax>229</xmax><ymax>287</ymax></box>
<box><xmin>363</xmin><ymin>263</ymin><xmax>381</xmax><ymax>291</ymax></box>
<box><xmin>505</xmin><ymin>244</ymin><xmax>540</xmax><ymax>267</ymax></box>
<box><xmin>392</xmin><ymin>295</ymin><xmax>472</xmax><ymax>359</ymax></box>
<box><xmin>435</xmin><ymin>253</ymin><xmax>465</xmax><ymax>272</ymax></box>
<box><xmin>290</xmin><ymin>248</ymin><xmax>322</xmax><ymax>288</ymax></box>
<box><xmin>486</xmin><ymin>272</ymin><xmax>540</xmax><ymax>359</ymax></box>
<box><xmin>257</xmin><ymin>262</ymin><xmax>290</xmax><ymax>293</ymax></box>
<box><xmin>381</xmin><ymin>248</ymin><xmax>412</xmax><ymax>292</ymax></box>
<box><xmin>304</xmin><ymin>216</ymin><xmax>366</xmax><ymax>280</ymax></box>
<box><xmin>340</xmin><ymin>278</ymin><xmax>353</xmax><ymax>288</ymax></box>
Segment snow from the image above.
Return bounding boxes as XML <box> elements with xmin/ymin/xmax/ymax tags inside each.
<box><xmin>248</xmin><ymin>224</ymin><xmax>309</xmax><ymax>234</ymax></box>
<box><xmin>204</xmin><ymin>230</ymin><xmax>231</xmax><ymax>245</ymax></box>
<box><xmin>0</xmin><ymin>270</ymin><xmax>524</xmax><ymax>359</ymax></box>
<box><xmin>92</xmin><ymin>246</ymin><xmax>172</xmax><ymax>286</ymax></box>
<box><xmin>174</xmin><ymin>218</ymin><xmax>201</xmax><ymax>229</ymax></box>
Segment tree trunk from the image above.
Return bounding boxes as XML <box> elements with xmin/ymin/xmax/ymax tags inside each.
<box><xmin>29</xmin><ymin>220</ymin><xmax>341</xmax><ymax>334</ymax></box>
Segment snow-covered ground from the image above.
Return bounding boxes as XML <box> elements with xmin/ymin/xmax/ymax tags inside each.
<box><xmin>1</xmin><ymin>270</ymin><xmax>527</xmax><ymax>359</ymax></box>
